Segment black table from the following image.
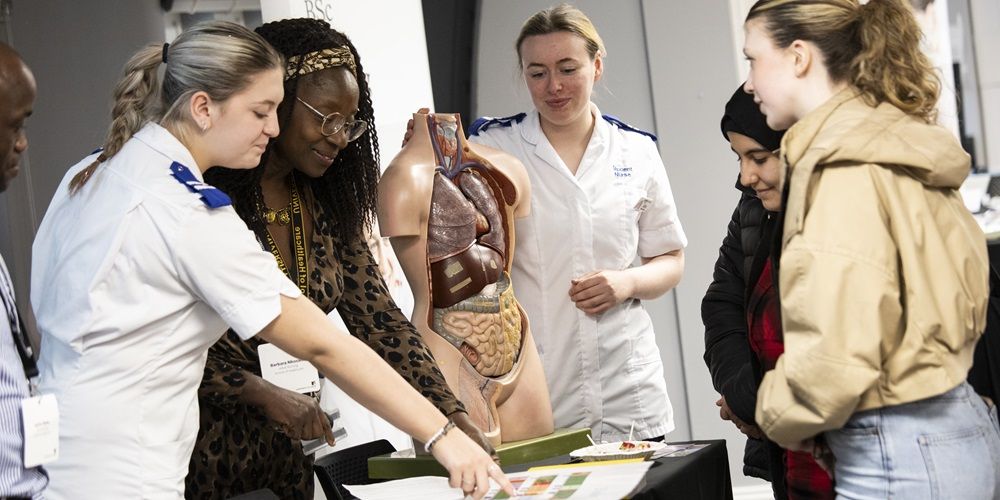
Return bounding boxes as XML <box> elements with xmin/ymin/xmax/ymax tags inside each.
<box><xmin>226</xmin><ymin>489</ymin><xmax>278</xmax><ymax>500</ymax></box>
<box><xmin>503</xmin><ymin>439</ymin><xmax>733</xmax><ymax>500</ymax></box>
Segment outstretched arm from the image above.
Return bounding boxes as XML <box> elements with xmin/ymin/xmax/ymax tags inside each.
<box><xmin>259</xmin><ymin>294</ymin><xmax>513</xmax><ymax>498</ymax></box>
<box><xmin>336</xmin><ymin>235</ymin><xmax>497</xmax><ymax>458</ymax></box>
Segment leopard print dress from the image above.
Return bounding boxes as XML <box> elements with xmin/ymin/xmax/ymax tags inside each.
<box><xmin>185</xmin><ymin>191</ymin><xmax>464</xmax><ymax>500</ymax></box>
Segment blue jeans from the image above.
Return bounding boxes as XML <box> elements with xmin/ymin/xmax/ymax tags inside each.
<box><xmin>824</xmin><ymin>382</ymin><xmax>1000</xmax><ymax>499</ymax></box>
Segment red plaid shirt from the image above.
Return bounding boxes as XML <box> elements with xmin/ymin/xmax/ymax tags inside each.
<box><xmin>748</xmin><ymin>259</ymin><xmax>835</xmax><ymax>499</ymax></box>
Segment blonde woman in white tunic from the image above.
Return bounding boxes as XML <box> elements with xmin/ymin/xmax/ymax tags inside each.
<box><xmin>30</xmin><ymin>21</ymin><xmax>510</xmax><ymax>500</ymax></box>
<box><xmin>469</xmin><ymin>5</ymin><xmax>686</xmax><ymax>443</ymax></box>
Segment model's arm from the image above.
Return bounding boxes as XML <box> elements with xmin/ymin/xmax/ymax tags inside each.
<box><xmin>376</xmin><ymin>157</ymin><xmax>436</xmax><ymax>321</ymax></box>
<box><xmin>259</xmin><ymin>294</ymin><xmax>511</xmax><ymax>498</ymax></box>
<box><xmin>473</xmin><ymin>145</ymin><xmax>531</xmax><ymax>219</ymax></box>
<box><xmin>377</xmin><ymin>159</ymin><xmax>433</xmax><ymax>238</ymax></box>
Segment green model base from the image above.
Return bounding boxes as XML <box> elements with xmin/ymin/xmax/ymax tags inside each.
<box><xmin>368</xmin><ymin>427</ymin><xmax>591</xmax><ymax>479</ymax></box>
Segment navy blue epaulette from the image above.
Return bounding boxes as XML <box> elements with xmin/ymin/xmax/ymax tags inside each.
<box><xmin>602</xmin><ymin>114</ymin><xmax>657</xmax><ymax>142</ymax></box>
<box><xmin>469</xmin><ymin>113</ymin><xmax>526</xmax><ymax>137</ymax></box>
<box><xmin>169</xmin><ymin>161</ymin><xmax>232</xmax><ymax>209</ymax></box>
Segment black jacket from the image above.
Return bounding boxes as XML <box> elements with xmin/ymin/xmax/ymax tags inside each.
<box><xmin>702</xmin><ymin>188</ymin><xmax>787</xmax><ymax>496</ymax></box>
<box><xmin>969</xmin><ymin>262</ymin><xmax>1000</xmax><ymax>413</ymax></box>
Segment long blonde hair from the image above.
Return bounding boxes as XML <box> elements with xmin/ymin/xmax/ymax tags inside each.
<box><xmin>747</xmin><ymin>0</ymin><xmax>939</xmax><ymax>123</ymax></box>
<box><xmin>69</xmin><ymin>21</ymin><xmax>282</xmax><ymax>193</ymax></box>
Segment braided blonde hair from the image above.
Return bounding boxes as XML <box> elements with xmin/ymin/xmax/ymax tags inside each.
<box><xmin>70</xmin><ymin>21</ymin><xmax>282</xmax><ymax>193</ymax></box>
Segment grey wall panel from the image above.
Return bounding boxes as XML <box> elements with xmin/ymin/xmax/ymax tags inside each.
<box><xmin>1</xmin><ymin>0</ymin><xmax>165</xmax><ymax>341</ymax></box>
<box><xmin>642</xmin><ymin>0</ymin><xmax>765</xmax><ymax>489</ymax></box>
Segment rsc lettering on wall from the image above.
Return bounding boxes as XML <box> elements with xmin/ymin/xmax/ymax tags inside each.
<box><xmin>260</xmin><ymin>0</ymin><xmax>334</xmax><ymax>24</ymax></box>
<box><xmin>302</xmin><ymin>0</ymin><xmax>334</xmax><ymax>21</ymax></box>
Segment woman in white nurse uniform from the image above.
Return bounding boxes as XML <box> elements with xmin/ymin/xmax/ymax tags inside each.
<box><xmin>29</xmin><ymin>22</ymin><xmax>510</xmax><ymax>500</ymax></box>
<box><xmin>469</xmin><ymin>5</ymin><xmax>686</xmax><ymax>443</ymax></box>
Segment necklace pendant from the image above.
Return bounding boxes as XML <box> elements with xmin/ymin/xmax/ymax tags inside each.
<box><xmin>264</xmin><ymin>209</ymin><xmax>277</xmax><ymax>225</ymax></box>
<box><xmin>277</xmin><ymin>209</ymin><xmax>292</xmax><ymax>226</ymax></box>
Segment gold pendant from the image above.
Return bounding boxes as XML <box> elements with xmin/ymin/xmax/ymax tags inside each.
<box><xmin>260</xmin><ymin>179</ymin><xmax>298</xmax><ymax>226</ymax></box>
<box><xmin>277</xmin><ymin>209</ymin><xmax>292</xmax><ymax>225</ymax></box>
<box><xmin>261</xmin><ymin>206</ymin><xmax>291</xmax><ymax>226</ymax></box>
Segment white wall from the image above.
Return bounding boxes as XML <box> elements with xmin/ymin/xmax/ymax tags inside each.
<box><xmin>260</xmin><ymin>0</ymin><xmax>436</xmax><ymax>162</ymax></box>
<box><xmin>949</xmin><ymin>0</ymin><xmax>987</xmax><ymax>166</ymax></box>
<box><xmin>969</xmin><ymin>0</ymin><xmax>1000</xmax><ymax>170</ymax></box>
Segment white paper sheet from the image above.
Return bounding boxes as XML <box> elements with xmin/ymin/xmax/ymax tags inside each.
<box><xmin>345</xmin><ymin>476</ymin><xmax>462</xmax><ymax>500</ymax></box>
<box><xmin>344</xmin><ymin>460</ymin><xmax>654</xmax><ymax>500</ymax></box>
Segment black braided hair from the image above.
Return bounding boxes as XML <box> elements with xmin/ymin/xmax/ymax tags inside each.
<box><xmin>206</xmin><ymin>18</ymin><xmax>380</xmax><ymax>243</ymax></box>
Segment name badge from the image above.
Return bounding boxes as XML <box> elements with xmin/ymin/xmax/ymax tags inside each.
<box><xmin>21</xmin><ymin>394</ymin><xmax>59</xmax><ymax>468</ymax></box>
<box><xmin>258</xmin><ymin>343</ymin><xmax>320</xmax><ymax>394</ymax></box>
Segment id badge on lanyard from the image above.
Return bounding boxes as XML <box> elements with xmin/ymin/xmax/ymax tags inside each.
<box><xmin>22</xmin><ymin>391</ymin><xmax>59</xmax><ymax>468</ymax></box>
<box><xmin>2</xmin><ymin>271</ymin><xmax>60</xmax><ymax>467</ymax></box>
<box><xmin>258</xmin><ymin>177</ymin><xmax>320</xmax><ymax>394</ymax></box>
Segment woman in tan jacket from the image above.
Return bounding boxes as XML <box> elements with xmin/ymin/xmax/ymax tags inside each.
<box><xmin>742</xmin><ymin>0</ymin><xmax>1000</xmax><ymax>497</ymax></box>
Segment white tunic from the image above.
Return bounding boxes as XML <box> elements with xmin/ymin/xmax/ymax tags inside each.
<box><xmin>470</xmin><ymin>104</ymin><xmax>687</xmax><ymax>442</ymax></box>
<box><xmin>30</xmin><ymin>124</ymin><xmax>301</xmax><ymax>499</ymax></box>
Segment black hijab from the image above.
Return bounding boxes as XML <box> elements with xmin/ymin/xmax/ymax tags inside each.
<box><xmin>720</xmin><ymin>85</ymin><xmax>784</xmax><ymax>151</ymax></box>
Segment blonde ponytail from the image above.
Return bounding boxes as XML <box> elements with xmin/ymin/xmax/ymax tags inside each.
<box><xmin>852</xmin><ymin>0</ymin><xmax>939</xmax><ymax>122</ymax></box>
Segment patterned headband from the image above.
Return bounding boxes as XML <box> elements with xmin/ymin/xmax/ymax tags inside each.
<box><xmin>285</xmin><ymin>46</ymin><xmax>357</xmax><ymax>80</ymax></box>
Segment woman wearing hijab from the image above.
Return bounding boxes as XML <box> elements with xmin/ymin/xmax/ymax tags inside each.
<box><xmin>702</xmin><ymin>86</ymin><xmax>834</xmax><ymax>499</ymax></box>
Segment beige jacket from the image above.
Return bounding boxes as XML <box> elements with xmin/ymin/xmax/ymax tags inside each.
<box><xmin>755</xmin><ymin>88</ymin><xmax>989</xmax><ymax>447</ymax></box>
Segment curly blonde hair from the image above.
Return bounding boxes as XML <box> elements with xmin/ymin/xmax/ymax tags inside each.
<box><xmin>747</xmin><ymin>0</ymin><xmax>939</xmax><ymax>123</ymax></box>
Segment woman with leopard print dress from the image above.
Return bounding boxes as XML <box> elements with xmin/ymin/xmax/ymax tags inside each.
<box><xmin>184</xmin><ymin>19</ymin><xmax>494</xmax><ymax>500</ymax></box>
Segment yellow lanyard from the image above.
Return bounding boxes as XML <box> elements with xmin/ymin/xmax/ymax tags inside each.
<box><xmin>264</xmin><ymin>178</ymin><xmax>309</xmax><ymax>295</ymax></box>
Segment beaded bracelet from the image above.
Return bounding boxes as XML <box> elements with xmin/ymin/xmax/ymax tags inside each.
<box><xmin>424</xmin><ymin>420</ymin><xmax>457</xmax><ymax>454</ymax></box>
